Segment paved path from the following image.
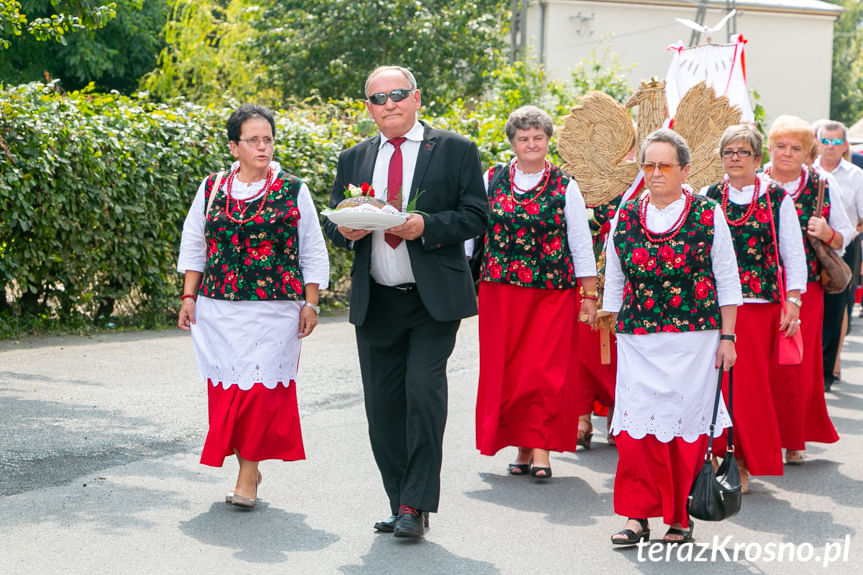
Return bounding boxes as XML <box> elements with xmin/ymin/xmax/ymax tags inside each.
<box><xmin>1</xmin><ymin>314</ymin><xmax>861</xmax><ymax>574</ymax></box>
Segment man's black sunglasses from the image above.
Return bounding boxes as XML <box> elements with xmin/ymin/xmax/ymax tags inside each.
<box><xmin>367</xmin><ymin>89</ymin><xmax>414</xmax><ymax>106</ymax></box>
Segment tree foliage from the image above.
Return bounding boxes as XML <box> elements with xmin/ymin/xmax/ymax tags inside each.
<box><xmin>435</xmin><ymin>50</ymin><xmax>632</xmax><ymax>168</ymax></box>
<box><xmin>140</xmin><ymin>1</ymin><xmax>268</xmax><ymax>106</ymax></box>
<box><xmin>143</xmin><ymin>0</ymin><xmax>509</xmax><ymax>111</ymax></box>
<box><xmin>0</xmin><ymin>0</ymin><xmax>118</xmax><ymax>48</ymax></box>
<box><xmin>828</xmin><ymin>0</ymin><xmax>863</xmax><ymax>125</ymax></box>
<box><xmin>255</xmin><ymin>0</ymin><xmax>508</xmax><ymax>111</ymax></box>
<box><xmin>0</xmin><ymin>0</ymin><xmax>166</xmax><ymax>93</ymax></box>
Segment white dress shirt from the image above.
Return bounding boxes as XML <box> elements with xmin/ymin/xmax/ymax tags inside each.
<box><xmin>464</xmin><ymin>163</ymin><xmax>597</xmax><ymax>277</ymax></box>
<box><xmin>765</xmin><ymin>163</ymin><xmax>854</xmax><ymax>254</ymax></box>
<box><xmin>602</xmin><ymin>192</ymin><xmax>743</xmax><ymax>313</ymax></box>
<box><xmin>368</xmin><ymin>121</ymin><xmax>425</xmax><ymax>286</ymax></box>
<box><xmin>814</xmin><ymin>156</ymin><xmax>863</xmax><ymax>239</ymax></box>
<box><xmin>177</xmin><ymin>161</ymin><xmax>330</xmax><ymax>288</ymax></box>
<box><xmin>698</xmin><ymin>173</ymin><xmax>807</xmax><ymax>299</ymax></box>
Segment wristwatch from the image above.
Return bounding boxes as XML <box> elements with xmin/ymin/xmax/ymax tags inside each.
<box><xmin>719</xmin><ymin>334</ymin><xmax>736</xmax><ymax>343</ymax></box>
<box><xmin>786</xmin><ymin>296</ymin><xmax>803</xmax><ymax>308</ymax></box>
<box><xmin>304</xmin><ymin>302</ymin><xmax>320</xmax><ymax>315</ymax></box>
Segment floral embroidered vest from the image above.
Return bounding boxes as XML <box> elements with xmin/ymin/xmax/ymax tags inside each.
<box><xmin>480</xmin><ymin>163</ymin><xmax>578</xmax><ymax>290</ymax></box>
<box><xmin>200</xmin><ymin>171</ymin><xmax>305</xmax><ymax>301</ymax></box>
<box><xmin>782</xmin><ymin>167</ymin><xmax>831</xmax><ymax>283</ymax></box>
<box><xmin>613</xmin><ymin>195</ymin><xmax>721</xmax><ymax>334</ymax></box>
<box><xmin>705</xmin><ymin>181</ymin><xmax>783</xmax><ymax>302</ymax></box>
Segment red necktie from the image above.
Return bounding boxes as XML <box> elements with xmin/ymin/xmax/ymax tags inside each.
<box><xmin>385</xmin><ymin>137</ymin><xmax>407</xmax><ymax>249</ymax></box>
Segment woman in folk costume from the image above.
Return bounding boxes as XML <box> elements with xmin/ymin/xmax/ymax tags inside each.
<box><xmin>604</xmin><ymin>129</ymin><xmax>741</xmax><ymax>544</ymax></box>
<box><xmin>474</xmin><ymin>105</ymin><xmax>598</xmax><ymax>480</ymax></box>
<box><xmin>764</xmin><ymin>115</ymin><xmax>849</xmax><ymax>464</ymax></box>
<box><xmin>177</xmin><ymin>104</ymin><xmax>329</xmax><ymax>508</ymax></box>
<box><xmin>701</xmin><ymin>124</ymin><xmax>806</xmax><ymax>492</ymax></box>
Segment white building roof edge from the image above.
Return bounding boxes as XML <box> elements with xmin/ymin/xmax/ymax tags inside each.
<box><xmin>574</xmin><ymin>0</ymin><xmax>842</xmax><ymax>18</ymax></box>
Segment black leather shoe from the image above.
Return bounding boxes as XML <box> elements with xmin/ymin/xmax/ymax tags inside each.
<box><xmin>393</xmin><ymin>509</ymin><xmax>429</xmax><ymax>538</ymax></box>
<box><xmin>374</xmin><ymin>514</ymin><xmax>397</xmax><ymax>532</ymax></box>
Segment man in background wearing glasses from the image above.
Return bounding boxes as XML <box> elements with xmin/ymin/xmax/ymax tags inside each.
<box><xmin>324</xmin><ymin>65</ymin><xmax>487</xmax><ymax>538</ymax></box>
<box><xmin>813</xmin><ymin>121</ymin><xmax>863</xmax><ymax>391</ymax></box>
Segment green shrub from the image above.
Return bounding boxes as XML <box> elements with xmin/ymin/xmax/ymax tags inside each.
<box><xmin>1</xmin><ymin>82</ymin><xmax>220</xmax><ymax>335</ymax></box>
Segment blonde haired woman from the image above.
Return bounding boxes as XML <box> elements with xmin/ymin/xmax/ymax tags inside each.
<box><xmin>763</xmin><ymin>115</ymin><xmax>849</xmax><ymax>464</ymax></box>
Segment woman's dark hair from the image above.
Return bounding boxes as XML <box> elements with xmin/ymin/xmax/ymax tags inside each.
<box><xmin>226</xmin><ymin>104</ymin><xmax>276</xmax><ymax>143</ymax></box>
<box><xmin>719</xmin><ymin>124</ymin><xmax>763</xmax><ymax>160</ymax></box>
<box><xmin>505</xmin><ymin>105</ymin><xmax>554</xmax><ymax>141</ymax></box>
<box><xmin>640</xmin><ymin>128</ymin><xmax>691</xmax><ymax>166</ymax></box>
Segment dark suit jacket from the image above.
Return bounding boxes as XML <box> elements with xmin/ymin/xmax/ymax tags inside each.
<box><xmin>324</xmin><ymin>123</ymin><xmax>487</xmax><ymax>326</ymax></box>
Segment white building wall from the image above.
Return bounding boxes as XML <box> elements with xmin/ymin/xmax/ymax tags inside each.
<box><xmin>526</xmin><ymin>0</ymin><xmax>839</xmax><ymax>122</ymax></box>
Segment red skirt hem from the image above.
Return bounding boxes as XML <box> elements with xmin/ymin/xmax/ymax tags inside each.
<box><xmin>769</xmin><ymin>282</ymin><xmax>839</xmax><ymax>450</ymax></box>
<box><xmin>614</xmin><ymin>431</ymin><xmax>707</xmax><ymax>527</ymax></box>
<box><xmin>200</xmin><ymin>379</ymin><xmax>305</xmax><ymax>467</ymax></box>
<box><xmin>475</xmin><ymin>282</ymin><xmax>581</xmax><ymax>455</ymax></box>
<box><xmin>714</xmin><ymin>303</ymin><xmax>784</xmax><ymax>476</ymax></box>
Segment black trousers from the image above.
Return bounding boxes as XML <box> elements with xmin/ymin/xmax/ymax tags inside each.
<box><xmin>356</xmin><ymin>281</ymin><xmax>459</xmax><ymax>514</ymax></box>
<box><xmin>822</xmin><ymin>237</ymin><xmax>860</xmax><ymax>383</ymax></box>
<box><xmin>848</xmin><ymin>234</ymin><xmax>862</xmax><ymax>327</ymax></box>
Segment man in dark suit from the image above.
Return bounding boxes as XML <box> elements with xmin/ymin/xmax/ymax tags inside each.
<box><xmin>324</xmin><ymin>66</ymin><xmax>487</xmax><ymax>538</ymax></box>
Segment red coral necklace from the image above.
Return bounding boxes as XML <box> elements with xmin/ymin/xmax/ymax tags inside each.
<box><xmin>765</xmin><ymin>166</ymin><xmax>806</xmax><ymax>201</ymax></box>
<box><xmin>638</xmin><ymin>190</ymin><xmax>693</xmax><ymax>243</ymax></box>
<box><xmin>509</xmin><ymin>160</ymin><xmax>551</xmax><ymax>205</ymax></box>
<box><xmin>224</xmin><ymin>166</ymin><xmax>273</xmax><ymax>224</ymax></box>
<box><xmin>721</xmin><ymin>177</ymin><xmax>761</xmax><ymax>227</ymax></box>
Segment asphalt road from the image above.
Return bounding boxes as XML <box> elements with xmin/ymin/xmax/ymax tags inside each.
<box><xmin>1</xmin><ymin>313</ymin><xmax>861</xmax><ymax>574</ymax></box>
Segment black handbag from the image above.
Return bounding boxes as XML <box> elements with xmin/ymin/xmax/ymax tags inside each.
<box><xmin>687</xmin><ymin>367</ymin><xmax>742</xmax><ymax>521</ymax></box>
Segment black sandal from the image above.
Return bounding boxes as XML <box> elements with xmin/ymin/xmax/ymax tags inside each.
<box><xmin>577</xmin><ymin>422</ymin><xmax>594</xmax><ymax>450</ymax></box>
<box><xmin>611</xmin><ymin>518</ymin><xmax>649</xmax><ymax>545</ymax></box>
<box><xmin>508</xmin><ymin>463</ymin><xmax>530</xmax><ymax>475</ymax></box>
<box><xmin>530</xmin><ymin>466</ymin><xmax>552</xmax><ymax>479</ymax></box>
<box><xmin>663</xmin><ymin>520</ymin><xmax>694</xmax><ymax>543</ymax></box>
<box><xmin>577</xmin><ymin>430</ymin><xmax>593</xmax><ymax>450</ymax></box>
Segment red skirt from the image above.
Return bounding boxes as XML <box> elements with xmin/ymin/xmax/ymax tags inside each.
<box><xmin>614</xmin><ymin>431</ymin><xmax>707</xmax><ymax>528</ymax></box>
<box><xmin>575</xmin><ymin>320</ymin><xmax>616</xmax><ymax>414</ymax></box>
<box><xmin>714</xmin><ymin>303</ymin><xmax>783</xmax><ymax>476</ymax></box>
<box><xmin>200</xmin><ymin>379</ymin><xmax>306</xmax><ymax>467</ymax></box>
<box><xmin>769</xmin><ymin>282</ymin><xmax>839</xmax><ymax>450</ymax></box>
<box><xmin>475</xmin><ymin>282</ymin><xmax>581</xmax><ymax>455</ymax></box>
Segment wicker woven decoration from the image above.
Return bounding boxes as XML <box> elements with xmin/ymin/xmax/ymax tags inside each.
<box><xmin>559</xmin><ymin>79</ymin><xmax>741</xmax><ymax>201</ymax></box>
<box><xmin>558</xmin><ymin>91</ymin><xmax>639</xmax><ymax>206</ymax></box>
<box><xmin>625</xmin><ymin>79</ymin><xmax>668</xmax><ymax>154</ymax></box>
<box><xmin>558</xmin><ymin>80</ymin><xmax>741</xmax><ymax>336</ymax></box>
<box><xmin>673</xmin><ymin>80</ymin><xmax>742</xmax><ymax>192</ymax></box>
